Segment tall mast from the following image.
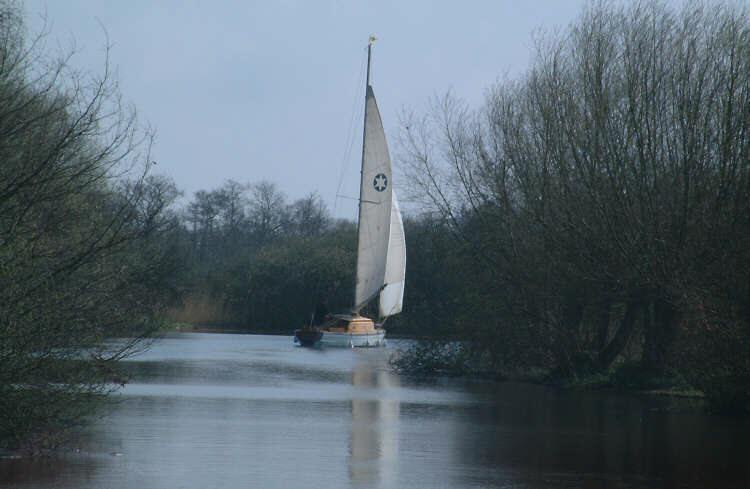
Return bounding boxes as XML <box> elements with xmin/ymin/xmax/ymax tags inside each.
<box><xmin>353</xmin><ymin>36</ymin><xmax>376</xmax><ymax>312</ymax></box>
<box><xmin>366</xmin><ymin>36</ymin><xmax>374</xmax><ymax>86</ymax></box>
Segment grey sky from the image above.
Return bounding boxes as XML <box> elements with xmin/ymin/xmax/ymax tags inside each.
<box><xmin>25</xmin><ymin>0</ymin><xmax>589</xmax><ymax>219</ymax></box>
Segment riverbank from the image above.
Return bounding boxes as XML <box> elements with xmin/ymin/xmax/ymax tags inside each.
<box><xmin>387</xmin><ymin>340</ymin><xmax>737</xmax><ymax>411</ymax></box>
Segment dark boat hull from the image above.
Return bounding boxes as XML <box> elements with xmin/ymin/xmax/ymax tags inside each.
<box><xmin>294</xmin><ymin>329</ymin><xmax>323</xmax><ymax>347</ymax></box>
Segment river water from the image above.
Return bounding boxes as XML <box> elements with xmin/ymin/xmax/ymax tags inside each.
<box><xmin>1</xmin><ymin>333</ymin><xmax>748</xmax><ymax>489</ymax></box>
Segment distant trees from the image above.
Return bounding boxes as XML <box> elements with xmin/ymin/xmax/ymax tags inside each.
<box><xmin>398</xmin><ymin>1</ymin><xmax>750</xmax><ymax>409</ymax></box>
<box><xmin>0</xmin><ymin>1</ymin><xmax>181</xmax><ymax>449</ymax></box>
<box><xmin>171</xmin><ymin>179</ymin><xmax>356</xmax><ymax>330</ymax></box>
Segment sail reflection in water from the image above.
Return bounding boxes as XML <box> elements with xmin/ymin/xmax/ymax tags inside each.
<box><xmin>349</xmin><ymin>356</ymin><xmax>400</xmax><ymax>488</ymax></box>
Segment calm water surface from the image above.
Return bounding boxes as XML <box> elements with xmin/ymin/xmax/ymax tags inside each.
<box><xmin>1</xmin><ymin>333</ymin><xmax>748</xmax><ymax>489</ymax></box>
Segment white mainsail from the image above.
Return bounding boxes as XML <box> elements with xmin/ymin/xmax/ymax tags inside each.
<box><xmin>354</xmin><ymin>85</ymin><xmax>392</xmax><ymax>310</ymax></box>
<box><xmin>379</xmin><ymin>191</ymin><xmax>405</xmax><ymax>317</ymax></box>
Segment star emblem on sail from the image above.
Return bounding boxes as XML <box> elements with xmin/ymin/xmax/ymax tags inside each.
<box><xmin>373</xmin><ymin>173</ymin><xmax>388</xmax><ymax>192</ymax></box>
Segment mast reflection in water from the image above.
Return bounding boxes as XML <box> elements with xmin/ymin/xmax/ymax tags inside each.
<box><xmin>349</xmin><ymin>359</ymin><xmax>400</xmax><ymax>488</ymax></box>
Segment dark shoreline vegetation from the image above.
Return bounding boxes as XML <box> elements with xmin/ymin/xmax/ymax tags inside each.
<box><xmin>388</xmin><ymin>1</ymin><xmax>750</xmax><ymax>415</ymax></box>
<box><xmin>0</xmin><ymin>1</ymin><xmax>180</xmax><ymax>451</ymax></box>
<box><xmin>1</xmin><ymin>0</ymin><xmax>749</xmax><ymax>453</ymax></box>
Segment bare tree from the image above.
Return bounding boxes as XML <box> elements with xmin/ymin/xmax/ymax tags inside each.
<box><xmin>398</xmin><ymin>0</ymin><xmax>750</xmax><ymax>394</ymax></box>
<box><xmin>247</xmin><ymin>180</ymin><xmax>287</xmax><ymax>244</ymax></box>
<box><xmin>286</xmin><ymin>192</ymin><xmax>330</xmax><ymax>237</ymax></box>
<box><xmin>0</xmin><ymin>2</ymin><xmax>181</xmax><ymax>449</ymax></box>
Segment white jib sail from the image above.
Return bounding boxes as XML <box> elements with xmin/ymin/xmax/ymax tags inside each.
<box><xmin>355</xmin><ymin>85</ymin><xmax>392</xmax><ymax>310</ymax></box>
<box><xmin>379</xmin><ymin>190</ymin><xmax>405</xmax><ymax>318</ymax></box>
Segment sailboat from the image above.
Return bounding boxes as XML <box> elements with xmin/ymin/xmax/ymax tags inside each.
<box><xmin>295</xmin><ymin>37</ymin><xmax>405</xmax><ymax>348</ymax></box>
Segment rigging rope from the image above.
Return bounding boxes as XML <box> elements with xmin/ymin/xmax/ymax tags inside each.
<box><xmin>332</xmin><ymin>47</ymin><xmax>367</xmax><ymax>219</ymax></box>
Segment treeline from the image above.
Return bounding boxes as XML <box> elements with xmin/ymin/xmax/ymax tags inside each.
<box><xmin>168</xmin><ymin>181</ymin><xmax>359</xmax><ymax>331</ymax></box>
<box><xmin>396</xmin><ymin>1</ymin><xmax>750</xmax><ymax>411</ymax></box>
<box><xmin>0</xmin><ymin>2</ymin><xmax>180</xmax><ymax>449</ymax></box>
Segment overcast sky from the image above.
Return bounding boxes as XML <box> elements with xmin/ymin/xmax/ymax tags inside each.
<box><xmin>25</xmin><ymin>0</ymin><xmax>593</xmax><ymax>218</ymax></box>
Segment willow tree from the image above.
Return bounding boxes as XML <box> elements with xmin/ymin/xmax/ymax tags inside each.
<box><xmin>400</xmin><ymin>0</ymin><xmax>750</xmax><ymax>400</ymax></box>
<box><xmin>0</xmin><ymin>2</ymin><xmax>181</xmax><ymax>448</ymax></box>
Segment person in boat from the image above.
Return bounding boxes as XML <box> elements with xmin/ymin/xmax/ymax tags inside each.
<box><xmin>312</xmin><ymin>300</ymin><xmax>330</xmax><ymax>326</ymax></box>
